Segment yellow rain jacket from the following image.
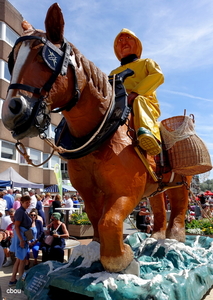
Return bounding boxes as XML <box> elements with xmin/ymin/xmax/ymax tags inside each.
<box><xmin>110</xmin><ymin>29</ymin><xmax>164</xmax><ymax>141</ymax></box>
<box><xmin>110</xmin><ymin>59</ymin><xmax>164</xmax><ymax>140</ymax></box>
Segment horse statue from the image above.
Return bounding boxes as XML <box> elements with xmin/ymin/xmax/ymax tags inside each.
<box><xmin>2</xmin><ymin>3</ymin><xmax>191</xmax><ymax>274</ymax></box>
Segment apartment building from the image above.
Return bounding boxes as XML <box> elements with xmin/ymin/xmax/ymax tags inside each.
<box><xmin>0</xmin><ymin>0</ymin><xmax>68</xmax><ymax>188</ymax></box>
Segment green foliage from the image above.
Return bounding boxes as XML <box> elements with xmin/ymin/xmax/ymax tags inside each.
<box><xmin>199</xmin><ymin>179</ymin><xmax>213</xmax><ymax>192</ymax></box>
<box><xmin>69</xmin><ymin>212</ymin><xmax>91</xmax><ymax>225</ymax></box>
<box><xmin>186</xmin><ymin>218</ymin><xmax>213</xmax><ymax>235</ymax></box>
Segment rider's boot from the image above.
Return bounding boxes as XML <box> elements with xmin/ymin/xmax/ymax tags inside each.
<box><xmin>137</xmin><ymin>127</ymin><xmax>161</xmax><ymax>156</ymax></box>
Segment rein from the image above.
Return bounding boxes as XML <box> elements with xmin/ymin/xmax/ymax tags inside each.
<box><xmin>55</xmin><ymin>74</ymin><xmax>116</xmax><ymax>154</ymax></box>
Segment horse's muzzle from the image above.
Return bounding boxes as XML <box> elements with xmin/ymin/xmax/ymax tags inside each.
<box><xmin>2</xmin><ymin>96</ymin><xmax>33</xmax><ymax>130</ymax></box>
<box><xmin>2</xmin><ymin>95</ymin><xmax>49</xmax><ymax>140</ymax></box>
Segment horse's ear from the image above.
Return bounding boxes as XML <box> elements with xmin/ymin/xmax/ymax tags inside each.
<box><xmin>45</xmin><ymin>3</ymin><xmax>64</xmax><ymax>44</ymax></box>
<box><xmin>22</xmin><ymin>20</ymin><xmax>34</xmax><ymax>32</ymax></box>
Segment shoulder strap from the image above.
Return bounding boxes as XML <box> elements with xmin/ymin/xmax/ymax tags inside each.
<box><xmin>56</xmin><ymin>223</ymin><xmax>62</xmax><ymax>231</ymax></box>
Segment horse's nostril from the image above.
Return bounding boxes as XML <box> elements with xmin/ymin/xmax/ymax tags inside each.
<box><xmin>9</xmin><ymin>98</ymin><xmax>22</xmax><ymax>114</ymax></box>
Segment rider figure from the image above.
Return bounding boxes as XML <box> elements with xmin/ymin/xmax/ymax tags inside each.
<box><xmin>110</xmin><ymin>28</ymin><xmax>164</xmax><ymax>156</ymax></box>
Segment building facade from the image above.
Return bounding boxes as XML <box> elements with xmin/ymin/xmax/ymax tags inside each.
<box><xmin>0</xmin><ymin>0</ymin><xmax>68</xmax><ymax>189</ymax></box>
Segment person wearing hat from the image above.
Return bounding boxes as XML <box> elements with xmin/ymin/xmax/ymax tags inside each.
<box><xmin>136</xmin><ymin>205</ymin><xmax>152</xmax><ymax>233</ymax></box>
<box><xmin>110</xmin><ymin>28</ymin><xmax>164</xmax><ymax>155</ymax></box>
<box><xmin>41</xmin><ymin>212</ymin><xmax>69</xmax><ymax>263</ymax></box>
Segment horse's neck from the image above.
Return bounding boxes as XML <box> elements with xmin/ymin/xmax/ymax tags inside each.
<box><xmin>63</xmin><ymin>45</ymin><xmax>113</xmax><ymax>138</ymax></box>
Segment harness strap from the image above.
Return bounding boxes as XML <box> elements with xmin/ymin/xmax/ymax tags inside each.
<box><xmin>8</xmin><ymin>35</ymin><xmax>80</xmax><ymax>113</ymax></box>
<box><xmin>8</xmin><ymin>84</ymin><xmax>41</xmax><ymax>94</ymax></box>
<box><xmin>61</xmin><ymin>38</ymin><xmax>71</xmax><ymax>76</ymax></box>
<box><xmin>134</xmin><ymin>146</ymin><xmax>159</xmax><ymax>182</ymax></box>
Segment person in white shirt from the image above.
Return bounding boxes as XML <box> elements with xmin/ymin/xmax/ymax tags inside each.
<box><xmin>26</xmin><ymin>190</ymin><xmax>37</xmax><ymax>213</ymax></box>
<box><xmin>64</xmin><ymin>194</ymin><xmax>73</xmax><ymax>214</ymax></box>
<box><xmin>1</xmin><ymin>208</ymin><xmax>15</xmax><ymax>230</ymax></box>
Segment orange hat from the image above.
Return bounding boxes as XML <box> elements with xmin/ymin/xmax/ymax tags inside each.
<box><xmin>114</xmin><ymin>28</ymin><xmax>142</xmax><ymax>61</ymax></box>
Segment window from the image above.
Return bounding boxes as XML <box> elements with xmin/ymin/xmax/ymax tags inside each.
<box><xmin>0</xmin><ymin>99</ymin><xmax>4</xmax><ymax>119</ymax></box>
<box><xmin>0</xmin><ymin>22</ymin><xmax>3</xmax><ymax>40</ymax></box>
<box><xmin>61</xmin><ymin>161</ymin><xmax>69</xmax><ymax>179</ymax></box>
<box><xmin>50</xmin><ymin>124</ymin><xmax>56</xmax><ymax>139</ymax></box>
<box><xmin>0</xmin><ymin>60</ymin><xmax>10</xmax><ymax>82</ymax></box>
<box><xmin>44</xmin><ymin>124</ymin><xmax>56</xmax><ymax>139</ymax></box>
<box><xmin>0</xmin><ymin>21</ymin><xmax>19</xmax><ymax>46</ymax></box>
<box><xmin>51</xmin><ymin>155</ymin><xmax>60</xmax><ymax>169</ymax></box>
<box><xmin>43</xmin><ymin>153</ymin><xmax>49</xmax><ymax>168</ymax></box>
<box><xmin>20</xmin><ymin>153</ymin><xmax>27</xmax><ymax>164</ymax></box>
<box><xmin>43</xmin><ymin>153</ymin><xmax>61</xmax><ymax>169</ymax></box>
<box><xmin>4</xmin><ymin>61</ymin><xmax>10</xmax><ymax>81</ymax></box>
<box><xmin>19</xmin><ymin>148</ymin><xmax>42</xmax><ymax>166</ymax></box>
<box><xmin>1</xmin><ymin>141</ymin><xmax>16</xmax><ymax>161</ymax></box>
<box><xmin>5</xmin><ymin>25</ymin><xmax>19</xmax><ymax>46</ymax></box>
<box><xmin>30</xmin><ymin>149</ymin><xmax>42</xmax><ymax>165</ymax></box>
<box><xmin>0</xmin><ymin>22</ymin><xmax>19</xmax><ymax>83</ymax></box>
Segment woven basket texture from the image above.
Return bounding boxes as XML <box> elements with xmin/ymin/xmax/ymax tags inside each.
<box><xmin>161</xmin><ymin>116</ymin><xmax>212</xmax><ymax>176</ymax></box>
<box><xmin>161</xmin><ymin>116</ymin><xmax>187</xmax><ymax>131</ymax></box>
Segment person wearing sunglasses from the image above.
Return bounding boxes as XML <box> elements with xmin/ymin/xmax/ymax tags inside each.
<box><xmin>25</xmin><ymin>208</ymin><xmax>44</xmax><ymax>269</ymax></box>
<box><xmin>41</xmin><ymin>212</ymin><xmax>69</xmax><ymax>263</ymax></box>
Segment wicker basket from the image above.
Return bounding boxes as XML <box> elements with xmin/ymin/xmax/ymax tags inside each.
<box><xmin>161</xmin><ymin>116</ymin><xmax>212</xmax><ymax>176</ymax></box>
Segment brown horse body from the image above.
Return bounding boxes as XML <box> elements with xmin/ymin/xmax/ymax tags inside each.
<box><xmin>2</xmin><ymin>4</ymin><xmax>190</xmax><ymax>273</ymax></box>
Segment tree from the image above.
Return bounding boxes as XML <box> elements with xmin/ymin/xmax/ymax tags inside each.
<box><xmin>199</xmin><ymin>179</ymin><xmax>213</xmax><ymax>192</ymax></box>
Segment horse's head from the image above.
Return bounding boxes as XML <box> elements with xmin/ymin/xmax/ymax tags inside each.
<box><xmin>2</xmin><ymin>3</ymin><xmax>79</xmax><ymax>140</ymax></box>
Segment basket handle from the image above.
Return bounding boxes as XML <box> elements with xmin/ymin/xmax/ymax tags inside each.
<box><xmin>184</xmin><ymin>109</ymin><xmax>195</xmax><ymax>123</ymax></box>
<box><xmin>189</xmin><ymin>114</ymin><xmax>195</xmax><ymax>123</ymax></box>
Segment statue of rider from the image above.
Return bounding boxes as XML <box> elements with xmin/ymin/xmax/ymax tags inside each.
<box><xmin>110</xmin><ymin>28</ymin><xmax>164</xmax><ymax>156</ymax></box>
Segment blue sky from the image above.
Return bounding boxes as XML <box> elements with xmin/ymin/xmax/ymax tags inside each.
<box><xmin>9</xmin><ymin>0</ymin><xmax>213</xmax><ymax>180</ymax></box>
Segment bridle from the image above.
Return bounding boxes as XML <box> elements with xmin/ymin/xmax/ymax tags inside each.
<box><xmin>8</xmin><ymin>35</ymin><xmax>80</xmax><ymax>114</ymax></box>
<box><xmin>8</xmin><ymin>34</ymin><xmax>132</xmax><ymax>167</ymax></box>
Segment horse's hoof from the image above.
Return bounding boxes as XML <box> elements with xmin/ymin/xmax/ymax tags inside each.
<box><xmin>120</xmin><ymin>258</ymin><xmax>140</xmax><ymax>277</ymax></box>
<box><xmin>101</xmin><ymin>244</ymin><xmax>134</xmax><ymax>273</ymax></box>
<box><xmin>151</xmin><ymin>231</ymin><xmax>166</xmax><ymax>240</ymax></box>
<box><xmin>166</xmin><ymin>228</ymin><xmax>185</xmax><ymax>242</ymax></box>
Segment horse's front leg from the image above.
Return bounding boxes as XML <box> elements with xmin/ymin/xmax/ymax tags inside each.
<box><xmin>75</xmin><ymin>187</ymin><xmax>105</xmax><ymax>242</ymax></box>
<box><xmin>98</xmin><ymin>195</ymin><xmax>137</xmax><ymax>273</ymax></box>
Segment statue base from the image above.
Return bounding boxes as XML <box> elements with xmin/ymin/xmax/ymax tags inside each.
<box><xmin>17</xmin><ymin>233</ymin><xmax>213</xmax><ymax>300</ymax></box>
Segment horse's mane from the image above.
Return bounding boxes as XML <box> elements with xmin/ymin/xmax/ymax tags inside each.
<box><xmin>71</xmin><ymin>43</ymin><xmax>111</xmax><ymax>99</ymax></box>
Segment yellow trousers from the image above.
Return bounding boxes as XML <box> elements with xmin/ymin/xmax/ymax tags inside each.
<box><xmin>133</xmin><ymin>95</ymin><xmax>161</xmax><ymax>141</ymax></box>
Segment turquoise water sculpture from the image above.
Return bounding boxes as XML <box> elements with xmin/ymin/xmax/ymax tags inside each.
<box><xmin>17</xmin><ymin>233</ymin><xmax>213</xmax><ymax>299</ymax></box>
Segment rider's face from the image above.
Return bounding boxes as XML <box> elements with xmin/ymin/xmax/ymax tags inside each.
<box><xmin>115</xmin><ymin>34</ymin><xmax>137</xmax><ymax>59</ymax></box>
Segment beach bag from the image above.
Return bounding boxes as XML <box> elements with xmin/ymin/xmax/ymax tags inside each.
<box><xmin>160</xmin><ymin>114</ymin><xmax>212</xmax><ymax>176</ymax></box>
<box><xmin>44</xmin><ymin>224</ymin><xmax>61</xmax><ymax>246</ymax></box>
<box><xmin>44</xmin><ymin>235</ymin><xmax>54</xmax><ymax>246</ymax></box>
<box><xmin>24</xmin><ymin>229</ymin><xmax>34</xmax><ymax>241</ymax></box>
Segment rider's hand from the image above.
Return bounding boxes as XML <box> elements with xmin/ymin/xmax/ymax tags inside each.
<box><xmin>128</xmin><ymin>92</ymin><xmax>138</xmax><ymax>106</ymax></box>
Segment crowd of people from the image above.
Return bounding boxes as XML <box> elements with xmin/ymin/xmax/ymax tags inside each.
<box><xmin>134</xmin><ymin>193</ymin><xmax>213</xmax><ymax>233</ymax></box>
<box><xmin>0</xmin><ymin>188</ymin><xmax>83</xmax><ymax>287</ymax></box>
<box><xmin>186</xmin><ymin>194</ymin><xmax>213</xmax><ymax>222</ymax></box>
